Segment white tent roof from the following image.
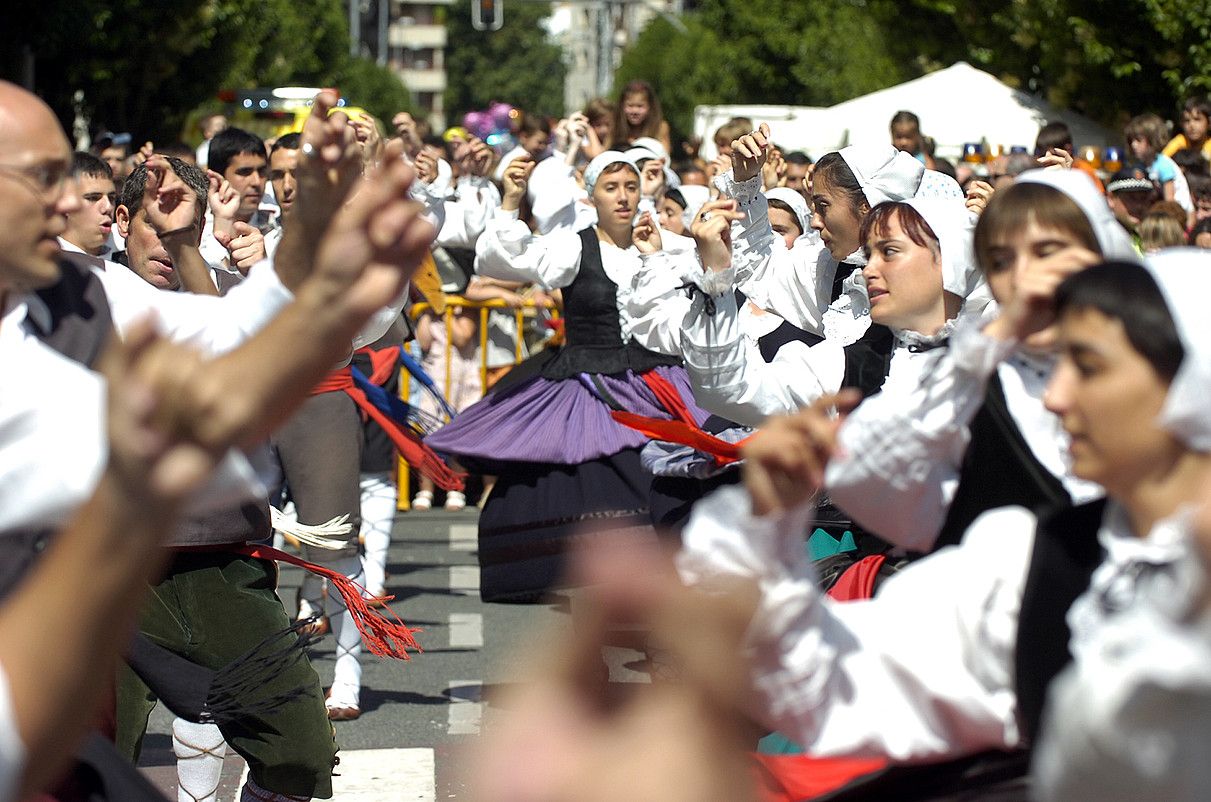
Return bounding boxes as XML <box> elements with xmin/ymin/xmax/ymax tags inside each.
<box><xmin>693</xmin><ymin>104</ymin><xmax>838</xmax><ymax>161</ymax></box>
<box><xmin>694</xmin><ymin>63</ymin><xmax>1117</xmax><ymax>162</ymax></box>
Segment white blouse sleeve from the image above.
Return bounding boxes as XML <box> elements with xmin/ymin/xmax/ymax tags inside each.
<box><xmin>824</xmin><ymin>317</ymin><xmax>1016</xmax><ymax>553</ymax></box>
<box><xmin>1034</xmin><ymin>605</ymin><xmax>1211</xmax><ymax>802</ymax></box>
<box><xmin>716</xmin><ymin>172</ymin><xmax>835</xmax><ymax>335</ymax></box>
<box><xmin>627</xmin><ymin>250</ymin><xmax>699</xmax><ymax>355</ymax></box>
<box><xmin>436</xmin><ymin>176</ymin><xmax>502</xmax><ymax>250</ymax></box>
<box><xmin>473</xmin><ymin>208</ymin><xmax>584</xmax><ymax>289</ymax></box>
<box><xmin>678</xmin><ymin>487</ymin><xmax>1032</xmax><ymax>762</ymax></box>
<box><xmin>680</xmin><ymin>289</ymin><xmax>844</xmax><ymax>427</ymax></box>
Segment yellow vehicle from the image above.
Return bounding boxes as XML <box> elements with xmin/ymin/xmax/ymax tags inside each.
<box><xmin>212</xmin><ymin>87</ymin><xmax>371</xmax><ymax>142</ymax></box>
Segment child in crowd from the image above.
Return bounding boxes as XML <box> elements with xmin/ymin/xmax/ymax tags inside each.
<box><xmin>1126</xmin><ymin>113</ymin><xmax>1194</xmax><ymax>214</ymax></box>
<box><xmin>1163</xmin><ymin>95</ymin><xmax>1211</xmax><ymax>159</ymax></box>
<box><xmin>889</xmin><ymin>110</ymin><xmax>936</xmax><ymax>169</ymax></box>
<box><xmin>612</xmin><ymin>80</ymin><xmax>671</xmax><ymax>155</ymax></box>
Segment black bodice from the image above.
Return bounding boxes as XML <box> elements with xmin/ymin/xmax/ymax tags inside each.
<box><xmin>540</xmin><ymin>227</ymin><xmax>679</xmax><ymax>380</ymax></box>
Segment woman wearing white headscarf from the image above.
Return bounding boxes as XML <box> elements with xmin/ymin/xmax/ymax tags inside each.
<box><xmin>426</xmin><ymin>151</ymin><xmax>712</xmax><ymax>601</ymax></box>
<box><xmin>638</xmin><ymin>197</ymin><xmax>982</xmax><ymax>428</ymax></box>
<box><xmin>624</xmin><ymin>140</ymin><xmax>915</xmax><ymax>359</ymax></box>
<box><xmin>1033</xmin><ymin>249</ymin><xmax>1211</xmax><ymax>802</ymax></box>
<box><xmin>826</xmin><ymin>168</ymin><xmax>1137</xmax><ymax>554</ymax></box>
<box><xmin>673</xmin><ymin>250</ymin><xmax>1211</xmax><ymax>798</ymax></box>
<box><xmin>719</xmin><ymin>140</ymin><xmax>927</xmax><ymax>345</ymax></box>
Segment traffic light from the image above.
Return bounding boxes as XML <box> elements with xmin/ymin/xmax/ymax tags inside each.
<box><xmin>472</xmin><ymin>0</ymin><xmax>503</xmax><ymax>31</ymax></box>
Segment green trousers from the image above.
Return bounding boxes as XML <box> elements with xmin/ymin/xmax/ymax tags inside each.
<box><xmin>116</xmin><ymin>551</ymin><xmax>337</xmax><ymax>798</ymax></box>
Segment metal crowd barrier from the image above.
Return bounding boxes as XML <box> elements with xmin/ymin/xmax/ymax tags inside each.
<box><xmin>396</xmin><ymin>296</ymin><xmax>559</xmax><ymax>509</ymax></box>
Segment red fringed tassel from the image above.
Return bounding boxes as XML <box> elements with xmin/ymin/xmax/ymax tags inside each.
<box><xmin>233</xmin><ymin>544</ymin><xmax>423</xmax><ymax>659</ymax></box>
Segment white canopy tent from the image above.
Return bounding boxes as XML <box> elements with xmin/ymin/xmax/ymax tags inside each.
<box><xmin>693</xmin><ymin>104</ymin><xmax>838</xmax><ymax>162</ymax></box>
<box><xmin>694</xmin><ymin>62</ymin><xmax>1118</xmax><ymax>162</ymax></box>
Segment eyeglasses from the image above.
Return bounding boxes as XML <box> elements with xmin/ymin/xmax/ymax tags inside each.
<box><xmin>0</xmin><ymin>162</ymin><xmax>69</xmax><ymax>201</ymax></box>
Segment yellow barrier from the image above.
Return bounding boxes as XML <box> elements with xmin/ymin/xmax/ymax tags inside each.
<box><xmin>395</xmin><ymin>297</ymin><xmax>559</xmax><ymax>509</ymax></box>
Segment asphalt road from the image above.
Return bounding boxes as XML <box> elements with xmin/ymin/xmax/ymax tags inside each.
<box><xmin>137</xmin><ymin>506</ymin><xmax>651</xmax><ymax>800</ymax></box>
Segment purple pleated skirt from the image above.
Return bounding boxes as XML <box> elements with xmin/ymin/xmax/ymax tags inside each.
<box><xmin>425</xmin><ymin>365</ymin><xmax>710</xmax><ymax>466</ymax></box>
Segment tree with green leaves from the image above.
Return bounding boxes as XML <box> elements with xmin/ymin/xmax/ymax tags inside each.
<box><xmin>616</xmin><ymin>0</ymin><xmax>1211</xmax><ymax>139</ymax></box>
<box><xmin>0</xmin><ymin>0</ymin><xmax>412</xmax><ymax>143</ymax></box>
<box><xmin>444</xmin><ymin>0</ymin><xmax>567</xmax><ymax>123</ymax></box>
<box><xmin>614</xmin><ymin>0</ymin><xmax>907</xmax><ymax>141</ymax></box>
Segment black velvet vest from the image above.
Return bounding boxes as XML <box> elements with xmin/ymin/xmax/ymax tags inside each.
<box><xmin>1013</xmin><ymin>498</ymin><xmax>1106</xmax><ymax>742</ymax></box>
<box><xmin>934</xmin><ymin>371</ymin><xmax>1071</xmax><ymax>551</ymax></box>
<box><xmin>540</xmin><ymin>227</ymin><xmax>680</xmax><ymax>380</ymax></box>
<box><xmin>31</xmin><ymin>257</ymin><xmax>114</xmax><ymax>368</ymax></box>
<box><xmin>0</xmin><ymin>261</ymin><xmax>117</xmax><ymax>601</ymax></box>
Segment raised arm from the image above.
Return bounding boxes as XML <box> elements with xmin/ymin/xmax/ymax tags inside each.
<box><xmin>677</xmin><ymin>412</ymin><xmax>1033</xmax><ymax>760</ymax></box>
<box><xmin>0</xmin><ymin>323</ymin><xmax>246</xmax><ymax>799</ymax></box>
<box><xmin>474</xmin><ymin>155</ymin><xmax>583</xmax><ymax>288</ymax></box>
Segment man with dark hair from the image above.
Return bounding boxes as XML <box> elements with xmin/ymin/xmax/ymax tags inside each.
<box><xmin>1033</xmin><ymin>121</ymin><xmax>1074</xmax><ymax>156</ymax></box>
<box><xmin>113</xmin><ymin>158</ymin><xmax>215</xmax><ymax>292</ymax></box>
<box><xmin>269</xmin><ymin>133</ymin><xmax>301</xmax><ymax>217</ymax></box>
<box><xmin>61</xmin><ymin>152</ymin><xmax>116</xmax><ymax>258</ymax></box>
<box><xmin>206</xmin><ymin>127</ymin><xmax>270</xmax><ymax>228</ymax></box>
<box><xmin>93</xmin><ymin>131</ymin><xmax>133</xmax><ymax>190</ymax></box>
<box><xmin>1</xmin><ymin>79</ymin><xmax>435</xmax><ymax>802</ymax></box>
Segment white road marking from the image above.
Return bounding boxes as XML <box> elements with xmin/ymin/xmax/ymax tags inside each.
<box><xmin>232</xmin><ymin>749</ymin><xmax>436</xmax><ymax>801</ymax></box>
<box><xmin>331</xmin><ymin>747</ymin><xmax>436</xmax><ymax>800</ymax></box>
<box><xmin>448</xmin><ymin>612</ymin><xmax>484</xmax><ymax>648</ymax></box>
<box><xmin>449</xmin><ymin>565</ymin><xmax>480</xmax><ymax>595</ymax></box>
<box><xmin>448</xmin><ymin>523</ymin><xmax>477</xmax><ymax>552</ymax></box>
<box><xmin>447</xmin><ymin>681</ymin><xmax>484</xmax><ymax>735</ymax></box>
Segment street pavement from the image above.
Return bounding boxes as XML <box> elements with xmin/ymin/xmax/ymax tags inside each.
<box><xmin>137</xmin><ymin>506</ymin><xmax>649</xmax><ymax>800</ymax></box>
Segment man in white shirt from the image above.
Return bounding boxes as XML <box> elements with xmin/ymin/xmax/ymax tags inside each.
<box><xmin>62</xmin><ymin>151</ymin><xmax>117</xmax><ymax>258</ymax></box>
<box><xmin>0</xmin><ymin>80</ymin><xmax>435</xmax><ymax>801</ymax></box>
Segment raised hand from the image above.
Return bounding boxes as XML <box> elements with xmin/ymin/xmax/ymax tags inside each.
<box><xmin>142</xmin><ymin>155</ymin><xmax>202</xmax><ymax>237</ymax></box>
<box><xmin>414</xmin><ymin>146</ymin><xmax>440</xmax><ymax>185</ymax></box>
<box><xmin>99</xmin><ymin>319</ymin><xmax>221</xmax><ymax>510</ymax></box>
<box><xmin>691</xmin><ymin>199</ymin><xmax>746</xmax><ymax>272</ymax></box>
<box><xmin>214</xmin><ymin>222</ymin><xmax>266</xmax><ymax>275</ymax></box>
<box><xmin>132</xmin><ymin>140</ymin><xmax>155</xmax><ymax>169</ymax></box>
<box><xmin>308</xmin><ymin>139</ymin><xmax>436</xmax><ymax>321</ymax></box>
<box><xmin>731</xmin><ymin>123</ymin><xmax>771</xmax><ymax>184</ymax></box>
<box><xmin>206</xmin><ymin>169</ymin><xmax>240</xmax><ymax>236</ymax></box>
<box><xmin>983</xmin><ymin>245</ymin><xmax>1102</xmax><ymax>347</ymax></box>
<box><xmin>392</xmin><ymin>111</ymin><xmax>421</xmax><ymax>156</ymax></box>
<box><xmin>964</xmin><ymin>180</ymin><xmax>994</xmax><ymax>216</ymax></box>
<box><xmin>501</xmin><ymin>155</ymin><xmax>536</xmax><ymax>211</ymax></box>
<box><xmin>706</xmin><ymin>153</ymin><xmax>732</xmax><ymax>185</ymax></box>
<box><xmin>292</xmin><ymin>90</ymin><xmax>361</xmax><ymax>232</ymax></box>
<box><xmin>466</xmin><ymin>137</ymin><xmax>494</xmax><ymax>177</ymax></box>
<box><xmin>1038</xmin><ymin>148</ymin><xmax>1074</xmax><ymax>171</ymax></box>
<box><xmin>762</xmin><ymin>147</ymin><xmax>786</xmax><ymax>190</ymax></box>
<box><xmin>632</xmin><ymin>211</ymin><xmax>663</xmax><ymax>255</ymax></box>
<box><xmin>351</xmin><ymin>114</ymin><xmax>385</xmax><ymax>170</ymax></box>
<box><xmin>741</xmin><ymin>390</ymin><xmax>862</xmax><ymax>517</ymax></box>
<box><xmin>641</xmin><ymin>157</ymin><xmax>666</xmax><ymax>199</ymax></box>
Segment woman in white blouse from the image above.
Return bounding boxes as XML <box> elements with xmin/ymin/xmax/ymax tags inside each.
<box><xmin>426</xmin><ymin>151</ymin><xmax>712</xmax><ymax>601</ymax></box>
<box><xmin>826</xmin><ymin>169</ymin><xmax>1136</xmax><ymax>554</ymax></box>
<box><xmin>677</xmin><ymin>250</ymin><xmax>1211</xmax><ymax>796</ymax></box>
